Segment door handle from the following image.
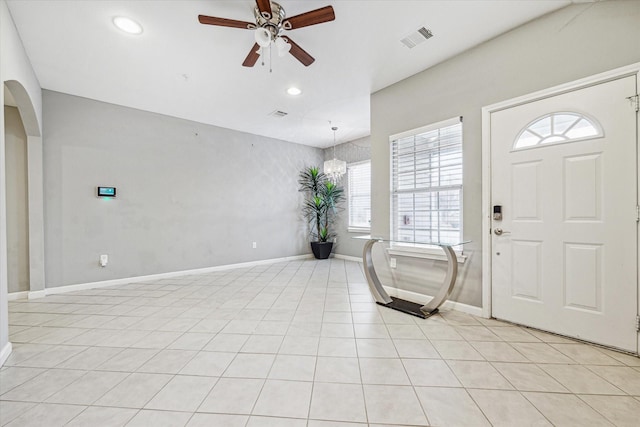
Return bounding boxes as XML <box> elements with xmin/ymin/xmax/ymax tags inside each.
<box><xmin>494</xmin><ymin>228</ymin><xmax>511</xmax><ymax>236</ymax></box>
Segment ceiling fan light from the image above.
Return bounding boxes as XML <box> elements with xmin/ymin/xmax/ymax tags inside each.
<box><xmin>287</xmin><ymin>87</ymin><xmax>302</xmax><ymax>96</ymax></box>
<box><xmin>275</xmin><ymin>36</ymin><xmax>291</xmax><ymax>57</ymax></box>
<box><xmin>255</xmin><ymin>27</ymin><xmax>272</xmax><ymax>47</ymax></box>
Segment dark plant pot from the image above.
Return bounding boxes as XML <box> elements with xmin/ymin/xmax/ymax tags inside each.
<box><xmin>310</xmin><ymin>241</ymin><xmax>333</xmax><ymax>259</ymax></box>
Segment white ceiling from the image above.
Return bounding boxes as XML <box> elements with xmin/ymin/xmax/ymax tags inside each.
<box><xmin>6</xmin><ymin>0</ymin><xmax>572</xmax><ymax>147</ymax></box>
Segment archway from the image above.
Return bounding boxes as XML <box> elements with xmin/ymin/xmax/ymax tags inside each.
<box><xmin>3</xmin><ymin>80</ymin><xmax>45</xmax><ymax>298</ymax></box>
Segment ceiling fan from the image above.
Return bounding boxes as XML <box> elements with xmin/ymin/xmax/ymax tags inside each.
<box><xmin>198</xmin><ymin>0</ymin><xmax>335</xmax><ymax>67</ymax></box>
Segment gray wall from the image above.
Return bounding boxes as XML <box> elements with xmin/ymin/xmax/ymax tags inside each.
<box><xmin>4</xmin><ymin>106</ymin><xmax>29</xmax><ymax>293</ymax></box>
<box><xmin>323</xmin><ymin>136</ymin><xmax>371</xmax><ymax>259</ymax></box>
<box><xmin>43</xmin><ymin>91</ymin><xmax>323</xmax><ymax>288</ymax></box>
<box><xmin>371</xmin><ymin>1</ymin><xmax>640</xmax><ymax>308</ymax></box>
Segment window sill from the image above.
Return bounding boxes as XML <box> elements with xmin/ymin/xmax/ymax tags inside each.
<box><xmin>348</xmin><ymin>227</ymin><xmax>371</xmax><ymax>233</ymax></box>
<box><xmin>387</xmin><ymin>244</ymin><xmax>467</xmax><ymax>264</ymax></box>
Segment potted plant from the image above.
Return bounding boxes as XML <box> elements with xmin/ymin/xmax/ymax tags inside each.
<box><xmin>299</xmin><ymin>166</ymin><xmax>345</xmax><ymax>259</ymax></box>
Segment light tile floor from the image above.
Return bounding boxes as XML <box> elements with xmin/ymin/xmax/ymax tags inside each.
<box><xmin>1</xmin><ymin>259</ymin><xmax>640</xmax><ymax>426</ymax></box>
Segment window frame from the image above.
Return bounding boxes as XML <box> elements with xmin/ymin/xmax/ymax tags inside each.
<box><xmin>347</xmin><ymin>159</ymin><xmax>371</xmax><ymax>233</ymax></box>
<box><xmin>389</xmin><ymin>116</ymin><xmax>464</xmax><ymax>258</ymax></box>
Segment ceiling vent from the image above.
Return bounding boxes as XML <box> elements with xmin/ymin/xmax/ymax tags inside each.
<box><xmin>269</xmin><ymin>110</ymin><xmax>288</xmax><ymax>118</ymax></box>
<box><xmin>400</xmin><ymin>27</ymin><xmax>434</xmax><ymax>49</ymax></box>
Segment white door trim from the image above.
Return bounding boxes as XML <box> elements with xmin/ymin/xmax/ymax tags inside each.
<box><xmin>481</xmin><ymin>62</ymin><xmax>640</xmax><ymax>319</ymax></box>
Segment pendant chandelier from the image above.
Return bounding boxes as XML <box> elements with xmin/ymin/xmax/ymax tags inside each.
<box><xmin>324</xmin><ymin>125</ymin><xmax>347</xmax><ymax>183</ymax></box>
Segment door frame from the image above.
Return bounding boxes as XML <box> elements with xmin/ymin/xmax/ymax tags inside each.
<box><xmin>481</xmin><ymin>63</ymin><xmax>640</xmax><ymax>341</ymax></box>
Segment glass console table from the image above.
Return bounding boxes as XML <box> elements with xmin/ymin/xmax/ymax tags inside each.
<box><xmin>356</xmin><ymin>236</ymin><xmax>469</xmax><ymax>318</ymax></box>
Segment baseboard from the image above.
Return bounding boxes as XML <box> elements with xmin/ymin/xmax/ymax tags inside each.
<box><xmin>382</xmin><ymin>285</ymin><xmax>483</xmax><ymax>317</ymax></box>
<box><xmin>0</xmin><ymin>342</ymin><xmax>12</xmax><ymax>367</ymax></box>
<box><xmin>28</xmin><ymin>290</ymin><xmax>47</xmax><ymax>300</ymax></box>
<box><xmin>25</xmin><ymin>254</ymin><xmax>314</xmax><ymax>298</ymax></box>
<box><xmin>7</xmin><ymin>291</ymin><xmax>29</xmax><ymax>301</ymax></box>
<box><xmin>332</xmin><ymin>254</ymin><xmax>363</xmax><ymax>263</ymax></box>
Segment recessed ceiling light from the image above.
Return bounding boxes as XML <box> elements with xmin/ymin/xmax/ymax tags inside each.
<box><xmin>113</xmin><ymin>16</ymin><xmax>143</xmax><ymax>35</ymax></box>
<box><xmin>287</xmin><ymin>87</ymin><xmax>302</xmax><ymax>96</ymax></box>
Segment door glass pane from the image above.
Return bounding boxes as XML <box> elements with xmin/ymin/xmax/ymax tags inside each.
<box><xmin>565</xmin><ymin>118</ymin><xmax>600</xmax><ymax>139</ymax></box>
<box><xmin>528</xmin><ymin>116</ymin><xmax>552</xmax><ymax>137</ymax></box>
<box><xmin>514</xmin><ymin>112</ymin><xmax>602</xmax><ymax>150</ymax></box>
<box><xmin>553</xmin><ymin>114</ymin><xmax>579</xmax><ymax>134</ymax></box>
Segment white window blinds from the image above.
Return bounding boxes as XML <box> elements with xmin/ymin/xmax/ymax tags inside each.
<box><xmin>348</xmin><ymin>160</ymin><xmax>371</xmax><ymax>229</ymax></box>
<box><xmin>391</xmin><ymin>117</ymin><xmax>462</xmax><ymax>244</ymax></box>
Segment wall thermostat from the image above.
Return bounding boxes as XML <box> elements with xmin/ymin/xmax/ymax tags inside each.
<box><xmin>97</xmin><ymin>186</ymin><xmax>116</xmax><ymax>198</ymax></box>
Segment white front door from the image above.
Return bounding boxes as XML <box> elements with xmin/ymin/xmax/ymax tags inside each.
<box><xmin>490</xmin><ymin>75</ymin><xmax>638</xmax><ymax>352</ymax></box>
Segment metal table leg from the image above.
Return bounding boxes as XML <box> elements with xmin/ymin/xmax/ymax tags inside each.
<box><xmin>420</xmin><ymin>245</ymin><xmax>458</xmax><ymax>315</ymax></box>
<box><xmin>363</xmin><ymin>238</ymin><xmax>392</xmax><ymax>304</ymax></box>
<box><xmin>362</xmin><ymin>239</ymin><xmax>459</xmax><ymax>318</ymax></box>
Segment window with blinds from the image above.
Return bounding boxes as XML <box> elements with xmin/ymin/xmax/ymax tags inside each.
<box><xmin>391</xmin><ymin>117</ymin><xmax>462</xmax><ymax>245</ymax></box>
<box><xmin>348</xmin><ymin>160</ymin><xmax>371</xmax><ymax>230</ymax></box>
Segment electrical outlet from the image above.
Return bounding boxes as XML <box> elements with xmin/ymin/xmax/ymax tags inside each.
<box><xmin>390</xmin><ymin>257</ymin><xmax>397</xmax><ymax>268</ymax></box>
<box><xmin>100</xmin><ymin>254</ymin><xmax>108</xmax><ymax>267</ymax></box>
<box><xmin>252</xmin><ymin>242</ymin><xmax>257</xmax><ymax>249</ymax></box>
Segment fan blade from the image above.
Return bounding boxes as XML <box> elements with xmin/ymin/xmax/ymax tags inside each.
<box><xmin>256</xmin><ymin>0</ymin><xmax>272</xmax><ymax>19</ymax></box>
<box><xmin>198</xmin><ymin>15</ymin><xmax>254</xmax><ymax>29</ymax></box>
<box><xmin>281</xmin><ymin>36</ymin><xmax>315</xmax><ymax>66</ymax></box>
<box><xmin>283</xmin><ymin>6</ymin><xmax>335</xmax><ymax>30</ymax></box>
<box><xmin>242</xmin><ymin>43</ymin><xmax>261</xmax><ymax>67</ymax></box>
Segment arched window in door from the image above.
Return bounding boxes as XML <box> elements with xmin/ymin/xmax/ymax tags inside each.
<box><xmin>514</xmin><ymin>112</ymin><xmax>602</xmax><ymax>149</ymax></box>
